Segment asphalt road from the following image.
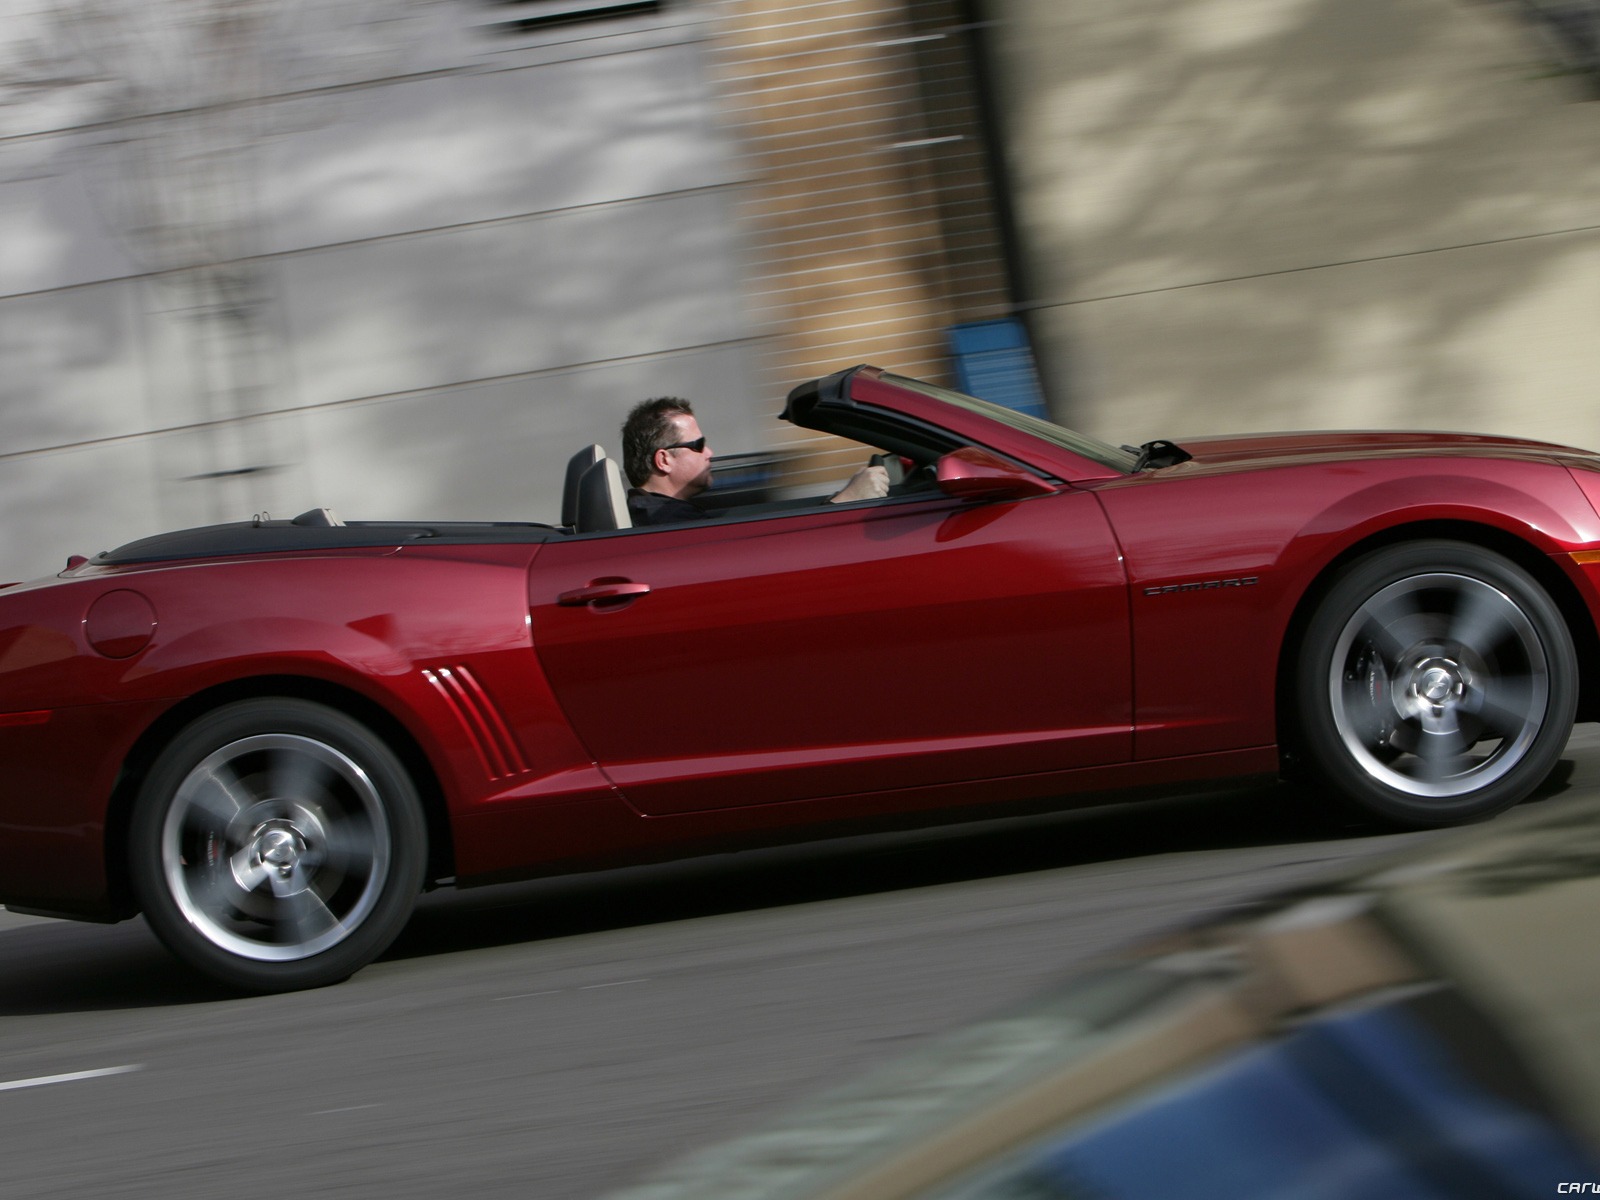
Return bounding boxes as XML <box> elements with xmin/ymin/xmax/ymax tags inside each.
<box><xmin>6</xmin><ymin>732</ymin><xmax>1599</xmax><ymax>1199</ymax></box>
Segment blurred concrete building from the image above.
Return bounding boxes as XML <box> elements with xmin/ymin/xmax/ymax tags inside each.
<box><xmin>987</xmin><ymin>0</ymin><xmax>1600</xmax><ymax>448</ymax></box>
<box><xmin>0</xmin><ymin>0</ymin><xmax>1595</xmax><ymax>582</ymax></box>
<box><xmin>0</xmin><ymin>0</ymin><xmax>1017</xmax><ymax>580</ymax></box>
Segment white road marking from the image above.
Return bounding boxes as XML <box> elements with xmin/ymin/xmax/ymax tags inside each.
<box><xmin>0</xmin><ymin>1065</ymin><xmax>142</xmax><ymax>1093</ymax></box>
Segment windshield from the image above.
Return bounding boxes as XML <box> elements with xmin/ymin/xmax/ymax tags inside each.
<box><xmin>881</xmin><ymin>374</ymin><xmax>1137</xmax><ymax>473</ymax></box>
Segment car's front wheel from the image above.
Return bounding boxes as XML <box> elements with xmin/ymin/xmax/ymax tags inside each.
<box><xmin>1295</xmin><ymin>540</ymin><xmax>1577</xmax><ymax>827</ymax></box>
<box><xmin>129</xmin><ymin>699</ymin><xmax>426</xmax><ymax>992</ymax></box>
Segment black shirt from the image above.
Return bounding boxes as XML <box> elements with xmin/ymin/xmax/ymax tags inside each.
<box><xmin>627</xmin><ymin>488</ymin><xmax>719</xmax><ymax>526</ymax></box>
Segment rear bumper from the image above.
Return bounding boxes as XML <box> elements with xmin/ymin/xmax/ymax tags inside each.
<box><xmin>0</xmin><ymin>700</ymin><xmax>167</xmax><ymax>921</ymax></box>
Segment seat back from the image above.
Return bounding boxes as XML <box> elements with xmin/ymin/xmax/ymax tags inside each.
<box><xmin>575</xmin><ymin>458</ymin><xmax>632</xmax><ymax>532</ymax></box>
<box><xmin>561</xmin><ymin>444</ymin><xmax>606</xmax><ymax>528</ymax></box>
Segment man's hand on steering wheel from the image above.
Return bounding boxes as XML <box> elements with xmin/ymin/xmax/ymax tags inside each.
<box><xmin>830</xmin><ymin>461</ymin><xmax>891</xmax><ymax>503</ymax></box>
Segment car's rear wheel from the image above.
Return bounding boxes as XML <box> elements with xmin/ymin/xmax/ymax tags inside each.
<box><xmin>129</xmin><ymin>699</ymin><xmax>426</xmax><ymax>992</ymax></box>
<box><xmin>1295</xmin><ymin>540</ymin><xmax>1577</xmax><ymax>827</ymax></box>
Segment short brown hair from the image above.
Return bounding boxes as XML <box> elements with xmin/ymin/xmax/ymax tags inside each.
<box><xmin>622</xmin><ymin>397</ymin><xmax>695</xmax><ymax>486</ymax></box>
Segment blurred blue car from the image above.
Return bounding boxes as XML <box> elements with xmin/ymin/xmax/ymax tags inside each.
<box><xmin>606</xmin><ymin>792</ymin><xmax>1600</xmax><ymax>1199</ymax></box>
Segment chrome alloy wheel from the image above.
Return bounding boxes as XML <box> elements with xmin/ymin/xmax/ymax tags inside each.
<box><xmin>161</xmin><ymin>733</ymin><xmax>392</xmax><ymax>962</ymax></box>
<box><xmin>1328</xmin><ymin>572</ymin><xmax>1550</xmax><ymax>798</ymax></box>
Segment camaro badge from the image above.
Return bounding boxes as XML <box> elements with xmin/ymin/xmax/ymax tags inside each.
<box><xmin>1143</xmin><ymin>576</ymin><xmax>1259</xmax><ymax>596</ymax></box>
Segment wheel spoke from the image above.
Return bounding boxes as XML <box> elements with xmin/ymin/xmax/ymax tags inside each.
<box><xmin>182</xmin><ymin>864</ymin><xmax>249</xmax><ymax>919</ymax></box>
<box><xmin>183</xmin><ymin>763</ymin><xmax>256</xmax><ymax>830</ymax></box>
<box><xmin>268</xmin><ymin>747</ymin><xmax>335</xmax><ymax>807</ymax></box>
<box><xmin>1445</xmin><ymin>582</ymin><xmax>1516</xmax><ymax>655</ymax></box>
<box><xmin>1465</xmin><ymin>675</ymin><xmax>1541</xmax><ymax>741</ymax></box>
<box><xmin>301</xmin><ymin>820</ymin><xmax>373</xmax><ymax>877</ymax></box>
<box><xmin>1350</xmin><ymin>606</ymin><xmax>1411</xmax><ymax>667</ymax></box>
<box><xmin>228</xmin><ymin>845</ymin><xmax>274</xmax><ymax>894</ymax></box>
<box><xmin>1410</xmin><ymin>727</ymin><xmax>1474</xmax><ymax>783</ymax></box>
<box><xmin>277</xmin><ymin>887</ymin><xmax>340</xmax><ymax>947</ymax></box>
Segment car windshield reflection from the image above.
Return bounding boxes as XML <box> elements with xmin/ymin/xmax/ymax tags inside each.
<box><xmin>881</xmin><ymin>373</ymin><xmax>1139</xmax><ymax>474</ymax></box>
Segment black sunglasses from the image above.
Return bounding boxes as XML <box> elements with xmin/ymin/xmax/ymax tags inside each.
<box><xmin>661</xmin><ymin>436</ymin><xmax>708</xmax><ymax>453</ymax></box>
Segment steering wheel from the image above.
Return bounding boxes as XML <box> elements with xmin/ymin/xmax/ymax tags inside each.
<box><xmin>869</xmin><ymin>451</ymin><xmax>908</xmax><ymax>487</ymax></box>
<box><xmin>870</xmin><ymin>451</ymin><xmax>939</xmax><ymax>497</ymax></box>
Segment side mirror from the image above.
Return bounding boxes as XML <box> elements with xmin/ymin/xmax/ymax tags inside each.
<box><xmin>936</xmin><ymin>447</ymin><xmax>1057</xmax><ymax>501</ymax></box>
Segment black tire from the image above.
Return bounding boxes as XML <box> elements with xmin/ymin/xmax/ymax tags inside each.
<box><xmin>129</xmin><ymin>699</ymin><xmax>427</xmax><ymax>992</ymax></box>
<box><xmin>1294</xmin><ymin>540</ymin><xmax>1577</xmax><ymax>828</ymax></box>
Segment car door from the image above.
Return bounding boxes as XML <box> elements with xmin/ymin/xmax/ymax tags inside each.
<box><xmin>527</xmin><ymin>489</ymin><xmax>1131</xmax><ymax>815</ymax></box>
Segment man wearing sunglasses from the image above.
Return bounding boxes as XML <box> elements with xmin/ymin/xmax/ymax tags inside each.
<box><xmin>622</xmin><ymin>397</ymin><xmax>888</xmax><ymax>527</ymax></box>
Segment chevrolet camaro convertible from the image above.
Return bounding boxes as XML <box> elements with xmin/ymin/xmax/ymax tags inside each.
<box><xmin>6</xmin><ymin>365</ymin><xmax>1600</xmax><ymax>991</ymax></box>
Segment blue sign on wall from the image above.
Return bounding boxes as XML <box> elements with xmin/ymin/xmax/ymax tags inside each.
<box><xmin>947</xmin><ymin>318</ymin><xmax>1048</xmax><ymax>419</ymax></box>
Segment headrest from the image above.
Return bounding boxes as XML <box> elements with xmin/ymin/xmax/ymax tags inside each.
<box><xmin>575</xmin><ymin>458</ymin><xmax>631</xmax><ymax>532</ymax></box>
<box><xmin>562</xmin><ymin>444</ymin><xmax>606</xmax><ymax>528</ymax></box>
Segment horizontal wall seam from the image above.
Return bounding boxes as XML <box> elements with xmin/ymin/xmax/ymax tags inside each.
<box><xmin>0</xmin><ymin>181</ymin><xmax>747</xmax><ymax>304</ymax></box>
<box><xmin>1032</xmin><ymin>223</ymin><xmax>1600</xmax><ymax>309</ymax></box>
<box><xmin>0</xmin><ymin>335</ymin><xmax>773</xmax><ymax>464</ymax></box>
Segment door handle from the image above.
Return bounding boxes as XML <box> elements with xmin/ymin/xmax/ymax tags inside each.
<box><xmin>557</xmin><ymin>581</ymin><xmax>652</xmax><ymax>607</ymax></box>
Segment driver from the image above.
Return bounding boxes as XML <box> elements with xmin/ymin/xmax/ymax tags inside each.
<box><xmin>621</xmin><ymin>397</ymin><xmax>889</xmax><ymax>527</ymax></box>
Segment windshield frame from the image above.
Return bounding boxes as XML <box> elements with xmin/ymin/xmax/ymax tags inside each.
<box><xmin>880</xmin><ymin>374</ymin><xmax>1138</xmax><ymax>474</ymax></box>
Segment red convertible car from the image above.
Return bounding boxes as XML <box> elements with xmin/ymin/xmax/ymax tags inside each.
<box><xmin>4</xmin><ymin>365</ymin><xmax>1600</xmax><ymax>991</ymax></box>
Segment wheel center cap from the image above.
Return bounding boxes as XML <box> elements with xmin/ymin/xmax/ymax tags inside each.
<box><xmin>1408</xmin><ymin>657</ymin><xmax>1465</xmax><ymax>710</ymax></box>
<box><xmin>256</xmin><ymin>826</ymin><xmax>305</xmax><ymax>874</ymax></box>
<box><xmin>1420</xmin><ymin>667</ymin><xmax>1455</xmax><ymax>703</ymax></box>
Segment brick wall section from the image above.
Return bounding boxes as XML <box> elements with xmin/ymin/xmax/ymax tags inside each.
<box><xmin>900</xmin><ymin>3</ymin><xmax>1014</xmax><ymax>318</ymax></box>
<box><xmin>707</xmin><ymin>0</ymin><xmax>1013</xmax><ymax>480</ymax></box>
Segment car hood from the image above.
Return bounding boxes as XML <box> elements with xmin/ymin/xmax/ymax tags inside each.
<box><xmin>1164</xmin><ymin>428</ymin><xmax>1600</xmax><ymax>473</ymax></box>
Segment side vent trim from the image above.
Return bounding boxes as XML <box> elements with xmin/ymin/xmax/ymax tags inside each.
<box><xmin>423</xmin><ymin>665</ymin><xmax>531</xmax><ymax>781</ymax></box>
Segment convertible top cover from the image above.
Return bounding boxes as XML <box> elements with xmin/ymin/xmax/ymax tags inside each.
<box><xmin>97</xmin><ymin>515</ymin><xmax>559</xmax><ymax>565</ymax></box>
